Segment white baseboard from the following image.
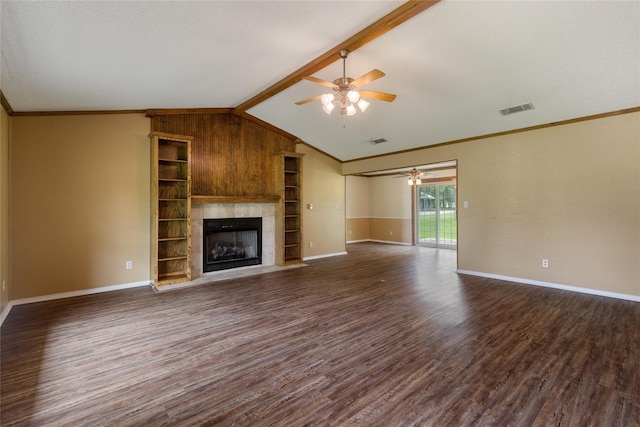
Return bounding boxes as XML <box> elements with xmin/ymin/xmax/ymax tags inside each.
<box><xmin>5</xmin><ymin>268</ymin><xmax>634</xmax><ymax>327</ymax></box>
<box><xmin>304</xmin><ymin>251</ymin><xmax>348</xmax><ymax>261</ymax></box>
<box><xmin>0</xmin><ymin>280</ymin><xmax>151</xmax><ymax>327</ymax></box>
<box><xmin>346</xmin><ymin>239</ymin><xmax>411</xmax><ymax>246</ymax></box>
<box><xmin>456</xmin><ymin>269</ymin><xmax>640</xmax><ymax>303</ymax></box>
<box><xmin>0</xmin><ymin>302</ymin><xmax>14</xmax><ymax>326</ymax></box>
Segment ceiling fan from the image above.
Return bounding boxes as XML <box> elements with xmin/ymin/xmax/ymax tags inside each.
<box><xmin>396</xmin><ymin>168</ymin><xmax>434</xmax><ymax>185</ymax></box>
<box><xmin>295</xmin><ymin>49</ymin><xmax>396</xmax><ymax>116</ymax></box>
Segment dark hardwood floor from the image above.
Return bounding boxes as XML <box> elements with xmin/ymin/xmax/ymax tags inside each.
<box><xmin>2</xmin><ymin>243</ymin><xmax>638</xmax><ymax>426</ymax></box>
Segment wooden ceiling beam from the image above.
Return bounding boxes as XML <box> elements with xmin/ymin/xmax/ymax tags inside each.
<box><xmin>0</xmin><ymin>91</ymin><xmax>14</xmax><ymax>115</ymax></box>
<box><xmin>233</xmin><ymin>0</ymin><xmax>440</xmax><ymax>115</ymax></box>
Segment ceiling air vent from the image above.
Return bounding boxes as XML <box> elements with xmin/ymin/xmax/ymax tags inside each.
<box><xmin>499</xmin><ymin>102</ymin><xmax>534</xmax><ymax>116</ymax></box>
<box><xmin>370</xmin><ymin>138</ymin><xmax>388</xmax><ymax>145</ymax></box>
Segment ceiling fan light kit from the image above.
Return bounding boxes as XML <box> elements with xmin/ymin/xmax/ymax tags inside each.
<box><xmin>407</xmin><ymin>168</ymin><xmax>425</xmax><ymax>186</ymax></box>
<box><xmin>357</xmin><ymin>99</ymin><xmax>370</xmax><ymax>112</ymax></box>
<box><xmin>296</xmin><ymin>49</ymin><xmax>396</xmax><ymax>118</ymax></box>
<box><xmin>318</xmin><ymin>74</ymin><xmax>364</xmax><ymax>117</ymax></box>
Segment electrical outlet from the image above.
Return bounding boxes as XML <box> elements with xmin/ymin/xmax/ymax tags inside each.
<box><xmin>309</xmin><ymin>241</ymin><xmax>313</xmax><ymax>248</ymax></box>
<box><xmin>542</xmin><ymin>259</ymin><xmax>549</xmax><ymax>268</ymax></box>
<box><xmin>126</xmin><ymin>261</ymin><xmax>133</xmax><ymax>269</ymax></box>
<box><xmin>2</xmin><ymin>280</ymin><xmax>5</xmax><ymax>292</ymax></box>
<box><xmin>390</xmin><ymin>231</ymin><xmax>393</xmax><ymax>235</ymax></box>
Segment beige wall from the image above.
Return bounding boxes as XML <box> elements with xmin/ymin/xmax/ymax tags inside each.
<box><xmin>346</xmin><ymin>175</ymin><xmax>369</xmax><ymax>241</ymax></box>
<box><xmin>344</xmin><ymin>112</ymin><xmax>640</xmax><ymax>297</ymax></box>
<box><xmin>369</xmin><ymin>175</ymin><xmax>412</xmax><ymax>220</ymax></box>
<box><xmin>345</xmin><ymin>175</ymin><xmax>369</xmax><ymax>218</ymax></box>
<box><xmin>346</xmin><ymin>218</ymin><xmax>369</xmax><ymax>242</ymax></box>
<box><xmin>8</xmin><ymin>114</ymin><xmax>346</xmax><ymax>300</ymax></box>
<box><xmin>7</xmin><ymin>111</ymin><xmax>639</xmax><ymax>299</ymax></box>
<box><xmin>11</xmin><ymin>114</ymin><xmax>151</xmax><ymax>299</ymax></box>
<box><xmin>369</xmin><ymin>175</ymin><xmax>412</xmax><ymax>244</ymax></box>
<box><xmin>298</xmin><ymin>144</ymin><xmax>346</xmax><ymax>257</ymax></box>
<box><xmin>368</xmin><ymin>217</ymin><xmax>413</xmax><ymax>244</ymax></box>
<box><xmin>1</xmin><ymin>107</ymin><xmax>9</xmax><ymax>312</ymax></box>
<box><xmin>345</xmin><ymin>174</ymin><xmax>413</xmax><ymax>244</ymax></box>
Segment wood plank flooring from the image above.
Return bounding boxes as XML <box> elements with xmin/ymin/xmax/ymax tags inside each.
<box><xmin>2</xmin><ymin>243</ymin><xmax>638</xmax><ymax>426</ymax></box>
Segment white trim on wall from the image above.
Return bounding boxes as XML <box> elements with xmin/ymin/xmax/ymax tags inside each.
<box><xmin>303</xmin><ymin>251</ymin><xmax>348</xmax><ymax>261</ymax></box>
<box><xmin>0</xmin><ymin>302</ymin><xmax>13</xmax><ymax>325</ymax></box>
<box><xmin>347</xmin><ymin>239</ymin><xmax>412</xmax><ymax>246</ymax></box>
<box><xmin>456</xmin><ymin>269</ymin><xmax>640</xmax><ymax>303</ymax></box>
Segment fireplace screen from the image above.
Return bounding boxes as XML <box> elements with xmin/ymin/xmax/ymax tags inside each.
<box><xmin>203</xmin><ymin>218</ymin><xmax>262</xmax><ymax>272</ymax></box>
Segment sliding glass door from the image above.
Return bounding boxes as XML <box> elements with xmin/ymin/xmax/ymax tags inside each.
<box><xmin>416</xmin><ymin>183</ymin><xmax>456</xmax><ymax>248</ymax></box>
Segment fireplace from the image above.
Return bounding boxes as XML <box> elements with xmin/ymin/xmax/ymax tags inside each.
<box><xmin>203</xmin><ymin>217</ymin><xmax>262</xmax><ymax>272</ymax></box>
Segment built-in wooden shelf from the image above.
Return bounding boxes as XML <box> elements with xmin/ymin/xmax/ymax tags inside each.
<box><xmin>158</xmin><ymin>255</ymin><xmax>188</xmax><ymax>262</ymax></box>
<box><xmin>151</xmin><ymin>132</ymin><xmax>193</xmax><ymax>286</ymax></box>
<box><xmin>275</xmin><ymin>152</ymin><xmax>303</xmax><ymax>265</ymax></box>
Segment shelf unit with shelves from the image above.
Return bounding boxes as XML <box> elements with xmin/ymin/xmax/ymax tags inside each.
<box><xmin>150</xmin><ymin>132</ymin><xmax>193</xmax><ymax>285</ymax></box>
<box><xmin>275</xmin><ymin>152</ymin><xmax>303</xmax><ymax>265</ymax></box>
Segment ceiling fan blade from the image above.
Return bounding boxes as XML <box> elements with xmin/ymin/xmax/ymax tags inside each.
<box><xmin>359</xmin><ymin>90</ymin><xmax>397</xmax><ymax>102</ymax></box>
<box><xmin>295</xmin><ymin>95</ymin><xmax>323</xmax><ymax>105</ymax></box>
<box><xmin>302</xmin><ymin>76</ymin><xmax>336</xmax><ymax>89</ymax></box>
<box><xmin>351</xmin><ymin>69</ymin><xmax>385</xmax><ymax>87</ymax></box>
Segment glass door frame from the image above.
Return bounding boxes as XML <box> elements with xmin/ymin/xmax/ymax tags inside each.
<box><xmin>415</xmin><ymin>180</ymin><xmax>457</xmax><ymax>249</ymax></box>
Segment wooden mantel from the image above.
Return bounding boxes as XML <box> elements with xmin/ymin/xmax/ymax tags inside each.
<box><xmin>191</xmin><ymin>195</ymin><xmax>280</xmax><ymax>205</ymax></box>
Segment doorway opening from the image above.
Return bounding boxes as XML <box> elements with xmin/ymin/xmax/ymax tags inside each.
<box><xmin>416</xmin><ymin>180</ymin><xmax>457</xmax><ymax>248</ymax></box>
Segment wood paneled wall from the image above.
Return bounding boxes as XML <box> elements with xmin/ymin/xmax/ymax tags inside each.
<box><xmin>150</xmin><ymin>114</ymin><xmax>296</xmax><ymax>198</ymax></box>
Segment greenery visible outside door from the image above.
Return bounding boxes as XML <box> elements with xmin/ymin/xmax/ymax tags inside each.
<box><xmin>417</xmin><ymin>183</ymin><xmax>456</xmax><ymax>248</ymax></box>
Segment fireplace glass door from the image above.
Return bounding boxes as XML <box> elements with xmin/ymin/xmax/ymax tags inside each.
<box><xmin>203</xmin><ymin>218</ymin><xmax>262</xmax><ymax>272</ymax></box>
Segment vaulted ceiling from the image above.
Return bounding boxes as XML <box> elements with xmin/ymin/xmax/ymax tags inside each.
<box><xmin>2</xmin><ymin>1</ymin><xmax>638</xmax><ymax>162</ymax></box>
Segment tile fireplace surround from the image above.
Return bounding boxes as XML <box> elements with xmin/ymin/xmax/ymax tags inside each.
<box><xmin>191</xmin><ymin>203</ymin><xmax>276</xmax><ymax>279</ymax></box>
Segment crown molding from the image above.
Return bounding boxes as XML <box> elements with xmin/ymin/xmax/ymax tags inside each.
<box><xmin>343</xmin><ymin>106</ymin><xmax>640</xmax><ymax>164</ymax></box>
<box><xmin>10</xmin><ymin>109</ymin><xmax>146</xmax><ymax>117</ymax></box>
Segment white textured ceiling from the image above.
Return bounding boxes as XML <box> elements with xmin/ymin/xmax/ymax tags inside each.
<box><xmin>2</xmin><ymin>1</ymin><xmax>639</xmax><ymax>162</ymax></box>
